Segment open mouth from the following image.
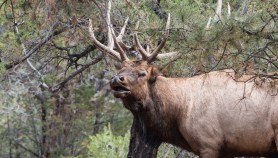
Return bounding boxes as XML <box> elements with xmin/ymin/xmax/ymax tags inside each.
<box><xmin>111</xmin><ymin>85</ymin><xmax>131</xmax><ymax>97</ymax></box>
<box><xmin>114</xmin><ymin>86</ymin><xmax>129</xmax><ymax>92</ymax></box>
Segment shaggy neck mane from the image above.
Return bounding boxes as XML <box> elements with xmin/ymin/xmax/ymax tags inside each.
<box><xmin>121</xmin><ymin>78</ymin><xmax>157</xmax><ymax>113</ymax></box>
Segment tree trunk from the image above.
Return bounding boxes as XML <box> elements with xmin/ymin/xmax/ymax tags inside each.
<box><xmin>39</xmin><ymin>82</ymin><xmax>73</xmax><ymax>158</ymax></box>
<box><xmin>41</xmin><ymin>101</ymin><xmax>49</xmax><ymax>158</ymax></box>
<box><xmin>92</xmin><ymin>71</ymin><xmax>109</xmax><ymax>134</ymax></box>
<box><xmin>127</xmin><ymin>115</ymin><xmax>161</xmax><ymax>158</ymax></box>
<box><xmin>151</xmin><ymin>0</ymin><xmax>167</xmax><ymax>20</ymax></box>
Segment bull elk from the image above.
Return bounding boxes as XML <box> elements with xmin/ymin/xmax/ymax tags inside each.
<box><xmin>88</xmin><ymin>6</ymin><xmax>278</xmax><ymax>158</ymax></box>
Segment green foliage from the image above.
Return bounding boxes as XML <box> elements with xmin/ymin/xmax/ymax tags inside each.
<box><xmin>87</xmin><ymin>124</ymin><xmax>130</xmax><ymax>158</ymax></box>
<box><xmin>0</xmin><ymin>62</ymin><xmax>4</xmax><ymax>75</ymax></box>
<box><xmin>42</xmin><ymin>72</ymin><xmax>58</xmax><ymax>85</ymax></box>
<box><xmin>0</xmin><ymin>0</ymin><xmax>276</xmax><ymax>157</ymax></box>
<box><xmin>157</xmin><ymin>144</ymin><xmax>177</xmax><ymax>158</ymax></box>
<box><xmin>158</xmin><ymin>143</ymin><xmax>197</xmax><ymax>158</ymax></box>
<box><xmin>0</xmin><ymin>42</ymin><xmax>5</xmax><ymax>48</ymax></box>
<box><xmin>74</xmin><ymin>85</ymin><xmax>95</xmax><ymax>108</ymax></box>
<box><xmin>86</xmin><ymin>131</ymin><xmax>197</xmax><ymax>158</ymax></box>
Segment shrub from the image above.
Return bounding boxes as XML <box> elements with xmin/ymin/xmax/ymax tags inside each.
<box><xmin>87</xmin><ymin>124</ymin><xmax>130</xmax><ymax>158</ymax></box>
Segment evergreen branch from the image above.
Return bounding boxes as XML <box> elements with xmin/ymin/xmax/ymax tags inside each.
<box><xmin>4</xmin><ymin>22</ymin><xmax>67</xmax><ymax>69</ymax></box>
<box><xmin>0</xmin><ymin>0</ymin><xmax>8</xmax><ymax>9</ymax></box>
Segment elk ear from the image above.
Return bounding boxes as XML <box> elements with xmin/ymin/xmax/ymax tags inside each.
<box><xmin>160</xmin><ymin>62</ymin><xmax>173</xmax><ymax>77</ymax></box>
<box><xmin>114</xmin><ymin>62</ymin><xmax>122</xmax><ymax>70</ymax></box>
<box><xmin>149</xmin><ymin>67</ymin><xmax>161</xmax><ymax>83</ymax></box>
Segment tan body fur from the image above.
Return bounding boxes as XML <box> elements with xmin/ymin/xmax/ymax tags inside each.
<box><xmin>148</xmin><ymin>70</ymin><xmax>278</xmax><ymax>157</ymax></box>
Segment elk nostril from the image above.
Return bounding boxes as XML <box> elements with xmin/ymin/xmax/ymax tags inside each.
<box><xmin>119</xmin><ymin>76</ymin><xmax>124</xmax><ymax>81</ymax></box>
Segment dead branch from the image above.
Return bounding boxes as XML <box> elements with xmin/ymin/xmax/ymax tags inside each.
<box><xmin>52</xmin><ymin>55</ymin><xmax>104</xmax><ymax>92</ymax></box>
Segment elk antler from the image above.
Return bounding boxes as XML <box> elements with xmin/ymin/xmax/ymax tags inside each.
<box><xmin>133</xmin><ymin>14</ymin><xmax>180</xmax><ymax>63</ymax></box>
<box><xmin>134</xmin><ymin>21</ymin><xmax>151</xmax><ymax>60</ymax></box>
<box><xmin>88</xmin><ymin>19</ymin><xmax>120</xmax><ymax>61</ymax></box>
<box><xmin>89</xmin><ymin>0</ymin><xmax>179</xmax><ymax>63</ymax></box>
<box><xmin>88</xmin><ymin>0</ymin><xmax>129</xmax><ymax>61</ymax></box>
<box><xmin>111</xmin><ymin>29</ymin><xmax>129</xmax><ymax>61</ymax></box>
<box><xmin>147</xmin><ymin>13</ymin><xmax>171</xmax><ymax>63</ymax></box>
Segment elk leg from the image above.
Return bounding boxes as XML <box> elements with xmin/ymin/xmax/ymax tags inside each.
<box><xmin>127</xmin><ymin>115</ymin><xmax>161</xmax><ymax>158</ymax></box>
<box><xmin>200</xmin><ymin>149</ymin><xmax>219</xmax><ymax>158</ymax></box>
<box><xmin>266</xmin><ymin>128</ymin><xmax>278</xmax><ymax>158</ymax></box>
<box><xmin>274</xmin><ymin>127</ymin><xmax>278</xmax><ymax>152</ymax></box>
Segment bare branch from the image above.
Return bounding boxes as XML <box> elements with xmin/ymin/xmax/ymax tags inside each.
<box><xmin>63</xmin><ymin>45</ymin><xmax>97</xmax><ymax>70</ymax></box>
<box><xmin>52</xmin><ymin>55</ymin><xmax>104</xmax><ymax>92</ymax></box>
<box><xmin>258</xmin><ymin>73</ymin><xmax>278</xmax><ymax>80</ymax></box>
<box><xmin>208</xmin><ymin>42</ymin><xmax>228</xmax><ymax>72</ymax></box>
<box><xmin>14</xmin><ymin>23</ymin><xmax>43</xmax><ymax>78</ymax></box>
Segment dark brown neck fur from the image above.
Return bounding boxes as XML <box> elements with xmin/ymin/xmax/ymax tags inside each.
<box><xmin>122</xmin><ymin>81</ymin><xmax>193</xmax><ymax>151</ymax></box>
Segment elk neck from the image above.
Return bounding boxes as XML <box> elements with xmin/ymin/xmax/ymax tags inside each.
<box><xmin>121</xmin><ymin>75</ymin><xmax>192</xmax><ymax>150</ymax></box>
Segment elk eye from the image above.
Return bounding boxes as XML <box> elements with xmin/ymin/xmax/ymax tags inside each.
<box><xmin>138</xmin><ymin>71</ymin><xmax>146</xmax><ymax>77</ymax></box>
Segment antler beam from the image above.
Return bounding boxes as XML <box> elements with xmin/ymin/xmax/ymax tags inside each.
<box><xmin>89</xmin><ymin>0</ymin><xmax>179</xmax><ymax>63</ymax></box>
<box><xmin>88</xmin><ymin>19</ymin><xmax>121</xmax><ymax>61</ymax></box>
<box><xmin>134</xmin><ymin>21</ymin><xmax>151</xmax><ymax>60</ymax></box>
<box><xmin>133</xmin><ymin>14</ymin><xmax>179</xmax><ymax>63</ymax></box>
<box><xmin>88</xmin><ymin>0</ymin><xmax>129</xmax><ymax>61</ymax></box>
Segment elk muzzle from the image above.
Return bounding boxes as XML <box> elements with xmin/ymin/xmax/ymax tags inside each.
<box><xmin>110</xmin><ymin>75</ymin><xmax>131</xmax><ymax>98</ymax></box>
<box><xmin>111</xmin><ymin>75</ymin><xmax>125</xmax><ymax>83</ymax></box>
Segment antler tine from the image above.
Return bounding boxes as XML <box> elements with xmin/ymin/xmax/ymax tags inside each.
<box><xmin>156</xmin><ymin>51</ymin><xmax>180</xmax><ymax>60</ymax></box>
<box><xmin>116</xmin><ymin>17</ymin><xmax>131</xmax><ymax>53</ymax></box>
<box><xmin>134</xmin><ymin>21</ymin><xmax>150</xmax><ymax>60</ymax></box>
<box><xmin>88</xmin><ymin>0</ymin><xmax>130</xmax><ymax>62</ymax></box>
<box><xmin>117</xmin><ymin>17</ymin><xmax>129</xmax><ymax>42</ymax></box>
<box><xmin>106</xmin><ymin>0</ymin><xmax>114</xmax><ymax>50</ymax></box>
<box><xmin>111</xmin><ymin>29</ymin><xmax>129</xmax><ymax>61</ymax></box>
<box><xmin>108</xmin><ymin>16</ymin><xmax>130</xmax><ymax>61</ymax></box>
<box><xmin>147</xmin><ymin>13</ymin><xmax>171</xmax><ymax>63</ymax></box>
<box><xmin>134</xmin><ymin>34</ymin><xmax>150</xmax><ymax>60</ymax></box>
<box><xmin>216</xmin><ymin>0</ymin><xmax>222</xmax><ymax>19</ymax></box>
<box><xmin>88</xmin><ymin>19</ymin><xmax>121</xmax><ymax>61</ymax></box>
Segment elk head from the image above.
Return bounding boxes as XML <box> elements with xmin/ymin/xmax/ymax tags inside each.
<box><xmin>88</xmin><ymin>7</ymin><xmax>178</xmax><ymax>104</ymax></box>
<box><xmin>110</xmin><ymin>60</ymin><xmax>161</xmax><ymax>99</ymax></box>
